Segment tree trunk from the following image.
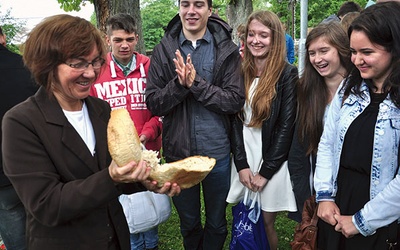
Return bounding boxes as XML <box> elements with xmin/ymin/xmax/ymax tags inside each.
<box><xmin>226</xmin><ymin>0</ymin><xmax>253</xmax><ymax>44</ymax></box>
<box><xmin>92</xmin><ymin>0</ymin><xmax>110</xmax><ymax>36</ymax></box>
<box><xmin>93</xmin><ymin>0</ymin><xmax>146</xmax><ymax>54</ymax></box>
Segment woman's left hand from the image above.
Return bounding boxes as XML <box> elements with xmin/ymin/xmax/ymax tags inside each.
<box><xmin>334</xmin><ymin>214</ymin><xmax>360</xmax><ymax>238</ymax></box>
<box><xmin>251</xmin><ymin>173</ymin><xmax>268</xmax><ymax>192</ymax></box>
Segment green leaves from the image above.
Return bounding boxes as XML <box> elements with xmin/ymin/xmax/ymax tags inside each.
<box><xmin>141</xmin><ymin>0</ymin><xmax>178</xmax><ymax>50</ymax></box>
<box><xmin>0</xmin><ymin>7</ymin><xmax>26</xmax><ymax>54</ymax></box>
<box><xmin>57</xmin><ymin>0</ymin><xmax>88</xmax><ymax>12</ymax></box>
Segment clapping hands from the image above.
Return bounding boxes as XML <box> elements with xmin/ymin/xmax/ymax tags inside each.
<box><xmin>173</xmin><ymin>49</ymin><xmax>196</xmax><ymax>88</ymax></box>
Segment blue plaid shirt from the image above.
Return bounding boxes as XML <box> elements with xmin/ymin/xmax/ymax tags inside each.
<box><xmin>178</xmin><ymin>29</ymin><xmax>230</xmax><ymax>160</ymax></box>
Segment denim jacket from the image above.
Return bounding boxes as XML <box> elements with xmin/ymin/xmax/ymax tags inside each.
<box><xmin>314</xmin><ymin>80</ymin><xmax>400</xmax><ymax>236</ymax></box>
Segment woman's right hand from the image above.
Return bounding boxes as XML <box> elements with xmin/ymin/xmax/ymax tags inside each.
<box><xmin>238</xmin><ymin>168</ymin><xmax>254</xmax><ymax>190</ymax></box>
<box><xmin>108</xmin><ymin>160</ymin><xmax>151</xmax><ymax>183</ymax></box>
<box><xmin>317</xmin><ymin>201</ymin><xmax>341</xmax><ymax>226</ymax></box>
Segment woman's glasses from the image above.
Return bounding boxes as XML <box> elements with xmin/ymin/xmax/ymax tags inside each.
<box><xmin>64</xmin><ymin>57</ymin><xmax>105</xmax><ymax>71</ymax></box>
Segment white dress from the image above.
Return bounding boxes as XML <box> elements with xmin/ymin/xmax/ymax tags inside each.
<box><xmin>226</xmin><ymin>78</ymin><xmax>297</xmax><ymax>212</ymax></box>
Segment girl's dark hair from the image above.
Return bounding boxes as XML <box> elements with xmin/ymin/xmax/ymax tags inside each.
<box><xmin>298</xmin><ymin>21</ymin><xmax>352</xmax><ymax>155</ymax></box>
<box><xmin>345</xmin><ymin>1</ymin><xmax>400</xmax><ymax>108</ymax></box>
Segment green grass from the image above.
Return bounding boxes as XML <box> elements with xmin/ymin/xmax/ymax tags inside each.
<box><xmin>158</xmin><ymin>200</ymin><xmax>297</xmax><ymax>250</ymax></box>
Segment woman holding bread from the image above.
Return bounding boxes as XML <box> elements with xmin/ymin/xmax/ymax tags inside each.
<box><xmin>1</xmin><ymin>14</ymin><xmax>180</xmax><ymax>250</ymax></box>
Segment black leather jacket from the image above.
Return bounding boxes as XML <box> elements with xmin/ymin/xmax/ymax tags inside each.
<box><xmin>231</xmin><ymin>63</ymin><xmax>298</xmax><ymax>179</ymax></box>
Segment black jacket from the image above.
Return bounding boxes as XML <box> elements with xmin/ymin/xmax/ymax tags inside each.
<box><xmin>231</xmin><ymin>64</ymin><xmax>298</xmax><ymax>179</ymax></box>
<box><xmin>0</xmin><ymin>44</ymin><xmax>38</xmax><ymax>187</ymax></box>
<box><xmin>287</xmin><ymin>123</ymin><xmax>317</xmax><ymax>222</ymax></box>
<box><xmin>146</xmin><ymin>14</ymin><xmax>245</xmax><ymax>162</ymax></box>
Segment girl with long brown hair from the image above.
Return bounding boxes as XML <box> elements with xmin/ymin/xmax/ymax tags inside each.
<box><xmin>288</xmin><ymin>21</ymin><xmax>352</xmax><ymax>222</ymax></box>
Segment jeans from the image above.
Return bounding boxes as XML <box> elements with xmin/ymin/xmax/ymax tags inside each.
<box><xmin>130</xmin><ymin>226</ymin><xmax>159</xmax><ymax>250</ymax></box>
<box><xmin>0</xmin><ymin>185</ymin><xmax>26</xmax><ymax>250</ymax></box>
<box><xmin>172</xmin><ymin>154</ymin><xmax>231</xmax><ymax>250</ymax></box>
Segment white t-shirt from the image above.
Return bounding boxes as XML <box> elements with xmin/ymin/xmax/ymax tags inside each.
<box><xmin>63</xmin><ymin>102</ymin><xmax>96</xmax><ymax>156</ymax></box>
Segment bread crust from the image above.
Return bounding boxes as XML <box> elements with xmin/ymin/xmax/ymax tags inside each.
<box><xmin>107</xmin><ymin>108</ymin><xmax>142</xmax><ymax>167</ymax></box>
<box><xmin>107</xmin><ymin>109</ymin><xmax>216</xmax><ymax>189</ymax></box>
<box><xmin>147</xmin><ymin>156</ymin><xmax>216</xmax><ymax>189</ymax></box>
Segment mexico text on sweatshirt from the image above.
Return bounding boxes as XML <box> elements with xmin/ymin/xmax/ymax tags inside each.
<box><xmin>90</xmin><ymin>52</ymin><xmax>162</xmax><ymax>151</ymax></box>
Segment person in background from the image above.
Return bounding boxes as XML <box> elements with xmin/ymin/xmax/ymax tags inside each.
<box><xmin>287</xmin><ymin>21</ymin><xmax>352</xmax><ymax>223</ymax></box>
<box><xmin>283</xmin><ymin>22</ymin><xmax>295</xmax><ymax>64</ymax></box>
<box><xmin>236</xmin><ymin>23</ymin><xmax>246</xmax><ymax>44</ymax></box>
<box><xmin>339</xmin><ymin>11</ymin><xmax>360</xmax><ymax>33</ymax></box>
<box><xmin>90</xmin><ymin>13</ymin><xmax>163</xmax><ymax>250</ymax></box>
<box><xmin>337</xmin><ymin>1</ymin><xmax>362</xmax><ymax>19</ymax></box>
<box><xmin>145</xmin><ymin>0</ymin><xmax>245</xmax><ymax>248</ymax></box>
<box><xmin>226</xmin><ymin>10</ymin><xmax>298</xmax><ymax>250</ymax></box>
<box><xmin>237</xmin><ymin>24</ymin><xmax>246</xmax><ymax>58</ymax></box>
<box><xmin>0</xmin><ymin>25</ymin><xmax>38</xmax><ymax>250</ymax></box>
<box><xmin>238</xmin><ymin>34</ymin><xmax>245</xmax><ymax>58</ymax></box>
<box><xmin>2</xmin><ymin>14</ymin><xmax>180</xmax><ymax>250</ymax></box>
<box><xmin>0</xmin><ymin>28</ymin><xmax>6</xmax><ymax>46</ymax></box>
<box><xmin>322</xmin><ymin>1</ymin><xmax>362</xmax><ymax>23</ymax></box>
<box><xmin>314</xmin><ymin>2</ymin><xmax>400</xmax><ymax>249</ymax></box>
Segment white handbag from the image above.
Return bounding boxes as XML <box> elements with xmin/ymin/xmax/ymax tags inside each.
<box><xmin>119</xmin><ymin>191</ymin><xmax>171</xmax><ymax>233</ymax></box>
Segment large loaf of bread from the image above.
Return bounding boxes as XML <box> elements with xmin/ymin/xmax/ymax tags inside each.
<box><xmin>107</xmin><ymin>108</ymin><xmax>142</xmax><ymax>167</ymax></box>
<box><xmin>107</xmin><ymin>108</ymin><xmax>216</xmax><ymax>189</ymax></box>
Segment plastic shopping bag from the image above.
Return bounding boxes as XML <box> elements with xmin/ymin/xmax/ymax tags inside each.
<box><xmin>230</xmin><ymin>189</ymin><xmax>270</xmax><ymax>250</ymax></box>
<box><xmin>119</xmin><ymin>191</ymin><xmax>171</xmax><ymax>233</ymax></box>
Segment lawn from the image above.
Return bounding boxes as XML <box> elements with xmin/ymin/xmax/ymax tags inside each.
<box><xmin>158</xmin><ymin>199</ymin><xmax>298</xmax><ymax>250</ymax></box>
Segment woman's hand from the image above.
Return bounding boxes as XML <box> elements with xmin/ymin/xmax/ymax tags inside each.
<box><xmin>251</xmin><ymin>172</ymin><xmax>268</xmax><ymax>192</ymax></box>
<box><xmin>108</xmin><ymin>160</ymin><xmax>151</xmax><ymax>183</ymax></box>
<box><xmin>142</xmin><ymin>180</ymin><xmax>181</xmax><ymax>197</ymax></box>
<box><xmin>317</xmin><ymin>201</ymin><xmax>341</xmax><ymax>226</ymax></box>
<box><xmin>334</xmin><ymin>214</ymin><xmax>359</xmax><ymax>238</ymax></box>
<box><xmin>238</xmin><ymin>168</ymin><xmax>254</xmax><ymax>190</ymax></box>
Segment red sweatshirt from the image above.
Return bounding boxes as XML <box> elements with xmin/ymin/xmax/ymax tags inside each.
<box><xmin>90</xmin><ymin>52</ymin><xmax>162</xmax><ymax>151</ymax></box>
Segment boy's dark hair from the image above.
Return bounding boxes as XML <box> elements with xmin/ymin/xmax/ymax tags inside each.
<box><xmin>106</xmin><ymin>13</ymin><xmax>137</xmax><ymax>36</ymax></box>
<box><xmin>0</xmin><ymin>26</ymin><xmax>3</xmax><ymax>36</ymax></box>
<box><xmin>179</xmin><ymin>0</ymin><xmax>212</xmax><ymax>8</ymax></box>
<box><xmin>337</xmin><ymin>1</ymin><xmax>362</xmax><ymax>17</ymax></box>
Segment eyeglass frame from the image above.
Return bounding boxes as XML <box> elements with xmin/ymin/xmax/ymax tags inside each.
<box><xmin>64</xmin><ymin>57</ymin><xmax>106</xmax><ymax>71</ymax></box>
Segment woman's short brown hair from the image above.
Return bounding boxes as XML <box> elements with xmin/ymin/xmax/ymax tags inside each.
<box><xmin>23</xmin><ymin>14</ymin><xmax>106</xmax><ymax>92</ymax></box>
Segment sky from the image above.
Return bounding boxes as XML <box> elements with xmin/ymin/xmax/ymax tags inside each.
<box><xmin>1</xmin><ymin>0</ymin><xmax>94</xmax><ymax>42</ymax></box>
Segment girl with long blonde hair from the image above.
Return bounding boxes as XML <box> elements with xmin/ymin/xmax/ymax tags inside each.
<box><xmin>227</xmin><ymin>10</ymin><xmax>299</xmax><ymax>250</ymax></box>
